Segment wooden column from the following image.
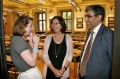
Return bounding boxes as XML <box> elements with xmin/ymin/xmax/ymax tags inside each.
<box><xmin>0</xmin><ymin>0</ymin><xmax>9</xmax><ymax>79</ymax></box>
<box><xmin>111</xmin><ymin>0</ymin><xmax>120</xmax><ymax>79</ymax></box>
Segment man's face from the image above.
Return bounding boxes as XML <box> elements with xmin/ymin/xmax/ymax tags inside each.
<box><xmin>84</xmin><ymin>10</ymin><xmax>101</xmax><ymax>30</ymax></box>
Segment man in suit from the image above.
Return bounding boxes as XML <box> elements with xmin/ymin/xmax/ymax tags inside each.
<box><xmin>79</xmin><ymin>5</ymin><xmax>114</xmax><ymax>79</ymax></box>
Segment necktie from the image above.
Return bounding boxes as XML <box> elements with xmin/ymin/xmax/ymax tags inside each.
<box><xmin>80</xmin><ymin>31</ymin><xmax>94</xmax><ymax>77</ymax></box>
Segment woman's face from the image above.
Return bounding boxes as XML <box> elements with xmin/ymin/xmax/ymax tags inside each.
<box><xmin>24</xmin><ymin>20</ymin><xmax>33</xmax><ymax>37</ymax></box>
<box><xmin>51</xmin><ymin>19</ymin><xmax>62</xmax><ymax>33</ymax></box>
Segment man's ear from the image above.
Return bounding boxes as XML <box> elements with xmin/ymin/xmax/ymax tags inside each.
<box><xmin>97</xmin><ymin>15</ymin><xmax>102</xmax><ymax>22</ymax></box>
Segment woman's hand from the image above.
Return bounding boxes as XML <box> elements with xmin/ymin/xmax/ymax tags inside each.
<box><xmin>26</xmin><ymin>33</ymin><xmax>33</xmax><ymax>40</ymax></box>
<box><xmin>58</xmin><ymin>68</ymin><xmax>66</xmax><ymax>76</ymax></box>
<box><xmin>53</xmin><ymin>69</ymin><xmax>62</xmax><ymax>77</ymax></box>
<box><xmin>32</xmin><ymin>34</ymin><xmax>40</xmax><ymax>48</ymax></box>
<box><xmin>26</xmin><ymin>33</ymin><xmax>34</xmax><ymax>47</ymax></box>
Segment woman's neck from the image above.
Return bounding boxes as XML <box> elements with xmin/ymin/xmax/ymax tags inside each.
<box><xmin>54</xmin><ymin>32</ymin><xmax>63</xmax><ymax>38</ymax></box>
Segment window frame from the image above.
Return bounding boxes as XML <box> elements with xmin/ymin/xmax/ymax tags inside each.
<box><xmin>38</xmin><ymin>12</ymin><xmax>46</xmax><ymax>32</ymax></box>
<box><xmin>61</xmin><ymin>10</ymin><xmax>72</xmax><ymax>32</ymax></box>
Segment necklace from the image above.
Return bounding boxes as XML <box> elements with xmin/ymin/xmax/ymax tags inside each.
<box><xmin>54</xmin><ymin>42</ymin><xmax>61</xmax><ymax>58</ymax></box>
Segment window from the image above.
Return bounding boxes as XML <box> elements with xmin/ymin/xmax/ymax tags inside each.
<box><xmin>38</xmin><ymin>13</ymin><xmax>46</xmax><ymax>31</ymax></box>
<box><xmin>61</xmin><ymin>11</ymin><xmax>72</xmax><ymax>31</ymax></box>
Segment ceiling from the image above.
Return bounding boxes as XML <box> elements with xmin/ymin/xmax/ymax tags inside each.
<box><xmin>3</xmin><ymin>0</ymin><xmax>114</xmax><ymax>13</ymax></box>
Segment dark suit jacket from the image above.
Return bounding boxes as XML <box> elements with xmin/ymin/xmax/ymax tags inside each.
<box><xmin>80</xmin><ymin>24</ymin><xmax>114</xmax><ymax>79</ymax></box>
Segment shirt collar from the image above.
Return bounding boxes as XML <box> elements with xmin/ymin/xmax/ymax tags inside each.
<box><xmin>92</xmin><ymin>23</ymin><xmax>102</xmax><ymax>34</ymax></box>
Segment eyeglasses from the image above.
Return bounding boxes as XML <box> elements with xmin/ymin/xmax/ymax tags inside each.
<box><xmin>51</xmin><ymin>22</ymin><xmax>60</xmax><ymax>25</ymax></box>
<box><xmin>84</xmin><ymin>15</ymin><xmax>96</xmax><ymax>19</ymax></box>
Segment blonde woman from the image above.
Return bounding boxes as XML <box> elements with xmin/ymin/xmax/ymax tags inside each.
<box><xmin>10</xmin><ymin>15</ymin><xmax>42</xmax><ymax>79</ymax></box>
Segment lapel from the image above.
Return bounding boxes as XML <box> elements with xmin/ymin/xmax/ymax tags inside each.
<box><xmin>89</xmin><ymin>24</ymin><xmax>106</xmax><ymax>57</ymax></box>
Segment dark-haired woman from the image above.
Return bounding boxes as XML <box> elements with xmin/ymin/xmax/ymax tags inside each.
<box><xmin>42</xmin><ymin>16</ymin><xmax>73</xmax><ymax>79</ymax></box>
<box><xmin>10</xmin><ymin>15</ymin><xmax>42</xmax><ymax>79</ymax></box>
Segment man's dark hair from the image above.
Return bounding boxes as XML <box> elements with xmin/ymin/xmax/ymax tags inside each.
<box><xmin>85</xmin><ymin>5</ymin><xmax>105</xmax><ymax>21</ymax></box>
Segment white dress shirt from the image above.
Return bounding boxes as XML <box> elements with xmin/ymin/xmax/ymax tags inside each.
<box><xmin>81</xmin><ymin>23</ymin><xmax>102</xmax><ymax>62</ymax></box>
